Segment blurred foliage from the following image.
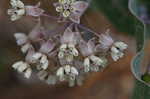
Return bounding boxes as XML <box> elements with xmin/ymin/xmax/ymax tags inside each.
<box><xmin>129</xmin><ymin>0</ymin><xmax>150</xmax><ymax>98</ymax></box>
<box><xmin>91</xmin><ymin>0</ymin><xmax>136</xmax><ymax>35</ymax></box>
<box><xmin>91</xmin><ymin>0</ymin><xmax>150</xmax><ymax>98</ymax></box>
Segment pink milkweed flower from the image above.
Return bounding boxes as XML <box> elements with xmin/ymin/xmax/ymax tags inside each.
<box><xmin>25</xmin><ymin>2</ymin><xmax>45</xmax><ymax>17</ymax></box>
<box><xmin>110</xmin><ymin>41</ymin><xmax>128</xmax><ymax>61</ymax></box>
<box><xmin>8</xmin><ymin>0</ymin><xmax>25</xmax><ymax>21</ymax></box>
<box><xmin>58</xmin><ymin>27</ymin><xmax>79</xmax><ymax>62</ymax></box>
<box><xmin>79</xmin><ymin>40</ymin><xmax>107</xmax><ymax>72</ymax></box>
<box><xmin>28</xmin><ymin>21</ymin><xmax>46</xmax><ymax>42</ymax></box>
<box><xmin>8</xmin><ymin>0</ymin><xmax>44</xmax><ymax>21</ymax></box>
<box><xmin>54</xmin><ymin>0</ymin><xmax>89</xmax><ymax>23</ymax></box>
<box><xmin>56</xmin><ymin>65</ymin><xmax>79</xmax><ymax>81</ymax></box>
<box><xmin>99</xmin><ymin>32</ymin><xmax>128</xmax><ymax>61</ymax></box>
<box><xmin>14</xmin><ymin>33</ymin><xmax>32</xmax><ymax>54</ymax></box>
<box><xmin>12</xmin><ymin>61</ymin><xmax>32</xmax><ymax>79</ymax></box>
<box><xmin>99</xmin><ymin>32</ymin><xmax>114</xmax><ymax>50</ymax></box>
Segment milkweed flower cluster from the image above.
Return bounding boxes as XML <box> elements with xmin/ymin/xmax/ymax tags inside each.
<box><xmin>8</xmin><ymin>0</ymin><xmax>128</xmax><ymax>87</ymax></box>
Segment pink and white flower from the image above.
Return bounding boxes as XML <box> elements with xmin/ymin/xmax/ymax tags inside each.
<box><xmin>58</xmin><ymin>27</ymin><xmax>79</xmax><ymax>62</ymax></box>
<box><xmin>54</xmin><ymin>0</ymin><xmax>89</xmax><ymax>23</ymax></box>
<box><xmin>99</xmin><ymin>32</ymin><xmax>128</xmax><ymax>61</ymax></box>
<box><xmin>56</xmin><ymin>65</ymin><xmax>79</xmax><ymax>81</ymax></box>
<box><xmin>79</xmin><ymin>40</ymin><xmax>107</xmax><ymax>72</ymax></box>
<box><xmin>12</xmin><ymin>61</ymin><xmax>32</xmax><ymax>79</ymax></box>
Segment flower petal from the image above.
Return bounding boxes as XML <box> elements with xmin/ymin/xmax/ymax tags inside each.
<box><xmin>28</xmin><ymin>22</ymin><xmax>46</xmax><ymax>41</ymax></box>
<box><xmin>72</xmin><ymin>1</ymin><xmax>88</xmax><ymax>16</ymax></box>
<box><xmin>25</xmin><ymin>6</ymin><xmax>44</xmax><ymax>17</ymax></box>
<box><xmin>14</xmin><ymin>33</ymin><xmax>28</xmax><ymax>45</ymax></box>
<box><xmin>56</xmin><ymin>67</ymin><xmax>64</xmax><ymax>76</ymax></box>
<box><xmin>12</xmin><ymin>61</ymin><xmax>24</xmax><ymax>69</ymax></box>
<box><xmin>25</xmin><ymin>2</ymin><xmax>44</xmax><ymax>17</ymax></box>
<box><xmin>17</xmin><ymin>62</ymin><xmax>28</xmax><ymax>73</ymax></box>
<box><xmin>25</xmin><ymin>48</ymin><xmax>36</xmax><ymax>63</ymax></box>
<box><xmin>114</xmin><ymin>41</ymin><xmax>128</xmax><ymax>51</ymax></box>
<box><xmin>79</xmin><ymin>40</ymin><xmax>94</xmax><ymax>56</ymax></box>
<box><xmin>24</xmin><ymin>68</ymin><xmax>32</xmax><ymax>79</ymax></box>
<box><xmin>71</xmin><ymin>67</ymin><xmax>78</xmax><ymax>75</ymax></box>
<box><xmin>99</xmin><ymin>32</ymin><xmax>114</xmax><ymax>50</ymax></box>
<box><xmin>61</xmin><ymin>27</ymin><xmax>76</xmax><ymax>44</ymax></box>
<box><xmin>39</xmin><ymin>40</ymin><xmax>55</xmax><ymax>54</ymax></box>
<box><xmin>21</xmin><ymin>43</ymin><xmax>32</xmax><ymax>53</ymax></box>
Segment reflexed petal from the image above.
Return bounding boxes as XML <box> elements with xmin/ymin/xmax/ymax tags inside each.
<box><xmin>25</xmin><ymin>6</ymin><xmax>44</xmax><ymax>17</ymax></box>
<box><xmin>40</xmin><ymin>55</ymin><xmax>47</xmax><ymax>64</ymax></box>
<box><xmin>17</xmin><ymin>63</ymin><xmax>28</xmax><ymax>72</ymax></box>
<box><xmin>25</xmin><ymin>48</ymin><xmax>36</xmax><ymax>63</ymax></box>
<box><xmin>99</xmin><ymin>33</ymin><xmax>114</xmax><ymax>50</ymax></box>
<box><xmin>16</xmin><ymin>9</ymin><xmax>25</xmax><ymax>16</ymax></box>
<box><xmin>71</xmin><ymin>47</ymin><xmax>79</xmax><ymax>56</ymax></box>
<box><xmin>71</xmin><ymin>67</ymin><xmax>78</xmax><ymax>75</ymax></box>
<box><xmin>12</xmin><ymin>61</ymin><xmax>24</xmax><ymax>69</ymax></box>
<box><xmin>40</xmin><ymin>55</ymin><xmax>49</xmax><ymax>70</ymax></box>
<box><xmin>28</xmin><ymin>22</ymin><xmax>46</xmax><ymax>41</ymax></box>
<box><xmin>21</xmin><ymin>43</ymin><xmax>32</xmax><ymax>53</ymax></box>
<box><xmin>41</xmin><ymin>60</ymin><xmax>49</xmax><ymax>70</ymax></box>
<box><xmin>24</xmin><ymin>68</ymin><xmax>32</xmax><ymax>78</ymax></box>
<box><xmin>111</xmin><ymin>46</ymin><xmax>119</xmax><ymax>54</ymax></box>
<box><xmin>72</xmin><ymin>1</ymin><xmax>88</xmax><ymax>16</ymax></box>
<box><xmin>114</xmin><ymin>42</ymin><xmax>128</xmax><ymax>51</ymax></box>
<box><xmin>11</xmin><ymin>0</ymin><xmax>25</xmax><ymax>8</ymax></box>
<box><xmin>56</xmin><ymin>67</ymin><xmax>64</xmax><ymax>77</ymax></box>
<box><xmin>60</xmin><ymin>44</ymin><xmax>67</xmax><ymax>51</ymax></box>
<box><xmin>11</xmin><ymin>14</ymin><xmax>22</xmax><ymax>21</ymax></box>
<box><xmin>84</xmin><ymin>58</ymin><xmax>90</xmax><ymax>67</ymax></box>
<box><xmin>111</xmin><ymin>52</ymin><xmax>119</xmax><ymax>61</ymax></box>
<box><xmin>14</xmin><ymin>33</ymin><xmax>28</xmax><ymax>45</ymax></box>
<box><xmin>61</xmin><ymin>27</ymin><xmax>76</xmax><ymax>44</ymax></box>
<box><xmin>79</xmin><ymin>40</ymin><xmax>94</xmax><ymax>56</ymax></box>
<box><xmin>32</xmin><ymin>52</ymin><xmax>42</xmax><ymax>60</ymax></box>
<box><xmin>40</xmin><ymin>40</ymin><xmax>55</xmax><ymax>54</ymax></box>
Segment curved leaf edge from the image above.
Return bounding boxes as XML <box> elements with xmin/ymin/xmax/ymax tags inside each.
<box><xmin>129</xmin><ymin>0</ymin><xmax>150</xmax><ymax>87</ymax></box>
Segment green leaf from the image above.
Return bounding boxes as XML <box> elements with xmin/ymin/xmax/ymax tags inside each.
<box><xmin>129</xmin><ymin>0</ymin><xmax>150</xmax><ymax>86</ymax></box>
<box><xmin>129</xmin><ymin>0</ymin><xmax>150</xmax><ymax>98</ymax></box>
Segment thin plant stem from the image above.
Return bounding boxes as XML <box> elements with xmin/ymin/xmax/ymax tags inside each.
<box><xmin>77</xmin><ymin>24</ymin><xmax>101</xmax><ymax>37</ymax></box>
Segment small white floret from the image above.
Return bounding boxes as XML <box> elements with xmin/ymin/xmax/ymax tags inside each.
<box><xmin>24</xmin><ymin>68</ymin><xmax>32</xmax><ymax>79</ymax></box>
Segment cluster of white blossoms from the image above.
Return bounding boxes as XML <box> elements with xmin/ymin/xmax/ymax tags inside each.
<box><xmin>8</xmin><ymin>0</ymin><xmax>128</xmax><ymax>87</ymax></box>
<box><xmin>8</xmin><ymin>0</ymin><xmax>25</xmax><ymax>21</ymax></box>
<box><xmin>12</xmin><ymin>61</ymin><xmax>32</xmax><ymax>79</ymax></box>
<box><xmin>54</xmin><ymin>0</ymin><xmax>88</xmax><ymax>23</ymax></box>
<box><xmin>8</xmin><ymin>0</ymin><xmax>44</xmax><ymax>21</ymax></box>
